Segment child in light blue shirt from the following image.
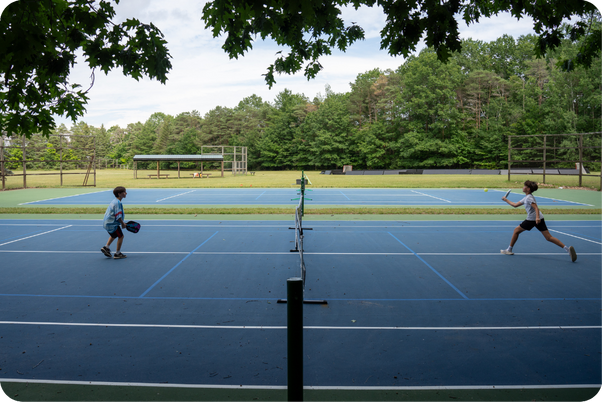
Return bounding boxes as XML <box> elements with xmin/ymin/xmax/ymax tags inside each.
<box><xmin>101</xmin><ymin>186</ymin><xmax>127</xmax><ymax>259</ymax></box>
<box><xmin>501</xmin><ymin>180</ymin><xmax>576</xmax><ymax>262</ymax></box>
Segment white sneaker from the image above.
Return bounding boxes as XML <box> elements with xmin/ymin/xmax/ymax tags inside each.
<box><xmin>500</xmin><ymin>249</ymin><xmax>514</xmax><ymax>255</ymax></box>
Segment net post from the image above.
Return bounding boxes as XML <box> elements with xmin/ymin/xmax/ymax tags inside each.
<box><xmin>287</xmin><ymin>277</ymin><xmax>304</xmax><ymax>402</ymax></box>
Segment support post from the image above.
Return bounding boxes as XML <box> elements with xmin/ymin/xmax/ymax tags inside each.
<box><xmin>543</xmin><ymin>135</ymin><xmax>547</xmax><ymax>184</ymax></box>
<box><xmin>60</xmin><ymin>135</ymin><xmax>63</xmax><ymax>186</ymax></box>
<box><xmin>221</xmin><ymin>161</ymin><xmax>224</xmax><ymax>177</ymax></box>
<box><xmin>22</xmin><ymin>136</ymin><xmax>26</xmax><ymax>188</ymax></box>
<box><xmin>0</xmin><ymin>135</ymin><xmax>4</xmax><ymax>191</ymax></box>
<box><xmin>157</xmin><ymin>161</ymin><xmax>160</xmax><ymax>178</ymax></box>
<box><xmin>507</xmin><ymin>136</ymin><xmax>511</xmax><ymax>182</ymax></box>
<box><xmin>287</xmin><ymin>278</ymin><xmax>303</xmax><ymax>402</ymax></box>
<box><xmin>579</xmin><ymin>134</ymin><xmax>583</xmax><ymax>187</ymax></box>
<box><xmin>93</xmin><ymin>135</ymin><xmax>96</xmax><ymax>187</ymax></box>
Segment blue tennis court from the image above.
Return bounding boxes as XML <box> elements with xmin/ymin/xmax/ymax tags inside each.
<box><xmin>0</xmin><ymin>218</ymin><xmax>600</xmax><ymax>394</ymax></box>
<box><xmin>18</xmin><ymin>188</ymin><xmax>593</xmax><ymax>206</ymax></box>
<box><xmin>20</xmin><ymin>188</ymin><xmax>592</xmax><ymax>207</ymax></box>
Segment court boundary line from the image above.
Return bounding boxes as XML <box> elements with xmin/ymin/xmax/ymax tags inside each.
<box><xmin>18</xmin><ymin>189</ymin><xmax>109</xmax><ymax>205</ymax></box>
<box><xmin>1</xmin><ymin>221</ymin><xmax>601</xmax><ymax>227</ymax></box>
<box><xmin>410</xmin><ymin>190</ymin><xmax>452</xmax><ymax>203</ymax></box>
<box><xmin>0</xmin><ymin>294</ymin><xmax>599</xmax><ymax>301</ymax></box>
<box><xmin>1</xmin><ymin>378</ymin><xmax>599</xmax><ymax>390</ymax></box>
<box><xmin>0</xmin><ymin>321</ymin><xmax>599</xmax><ymax>331</ymax></box>
<box><xmin>155</xmin><ymin>190</ymin><xmax>197</xmax><ymax>203</ymax></box>
<box><xmin>0</xmin><ymin>225</ymin><xmax>72</xmax><ymax>247</ymax></box>
<box><xmin>549</xmin><ymin>229</ymin><xmax>602</xmax><ymax>245</ymax></box>
<box><xmin>0</xmin><ymin>250</ymin><xmax>601</xmax><ymax>256</ymax></box>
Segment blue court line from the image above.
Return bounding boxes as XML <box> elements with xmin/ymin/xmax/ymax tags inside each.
<box><xmin>388</xmin><ymin>232</ymin><xmax>469</xmax><ymax>300</ymax></box>
<box><xmin>139</xmin><ymin>231</ymin><xmax>219</xmax><ymax>297</ymax></box>
<box><xmin>339</xmin><ymin>191</ymin><xmax>350</xmax><ymax>200</ymax></box>
<box><xmin>0</xmin><ymin>294</ymin><xmax>599</xmax><ymax>302</ymax></box>
<box><xmin>255</xmin><ymin>191</ymin><xmax>267</xmax><ymax>200</ymax></box>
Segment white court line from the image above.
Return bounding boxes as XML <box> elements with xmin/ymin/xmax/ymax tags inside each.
<box><xmin>155</xmin><ymin>190</ymin><xmax>196</xmax><ymax>203</ymax></box>
<box><xmin>549</xmin><ymin>229</ymin><xmax>602</xmax><ymax>245</ymax></box>
<box><xmin>0</xmin><ymin>321</ymin><xmax>599</xmax><ymax>331</ymax></box>
<box><xmin>0</xmin><ymin>379</ymin><xmax>599</xmax><ymax>391</ymax></box>
<box><xmin>19</xmin><ymin>189</ymin><xmax>109</xmax><ymax>205</ymax></box>
<box><xmin>0</xmin><ymin>250</ymin><xmax>600</xmax><ymax>256</ymax></box>
<box><xmin>0</xmin><ymin>223</ymin><xmax>600</xmax><ymax>228</ymax></box>
<box><xmin>0</xmin><ymin>225</ymin><xmax>72</xmax><ymax>247</ymax></box>
<box><xmin>410</xmin><ymin>190</ymin><xmax>452</xmax><ymax>203</ymax></box>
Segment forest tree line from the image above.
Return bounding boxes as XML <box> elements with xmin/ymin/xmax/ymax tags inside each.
<box><xmin>3</xmin><ymin>31</ymin><xmax>602</xmax><ymax>171</ymax></box>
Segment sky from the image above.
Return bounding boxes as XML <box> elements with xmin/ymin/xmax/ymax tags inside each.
<box><xmin>1</xmin><ymin>0</ymin><xmax>595</xmax><ymax>130</ymax></box>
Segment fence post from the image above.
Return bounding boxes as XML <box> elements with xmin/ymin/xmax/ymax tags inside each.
<box><xmin>22</xmin><ymin>136</ymin><xmax>26</xmax><ymax>189</ymax></box>
<box><xmin>579</xmin><ymin>134</ymin><xmax>583</xmax><ymax>187</ymax></box>
<box><xmin>287</xmin><ymin>278</ymin><xmax>303</xmax><ymax>402</ymax></box>
<box><xmin>543</xmin><ymin>135</ymin><xmax>547</xmax><ymax>184</ymax></box>
<box><xmin>60</xmin><ymin>135</ymin><xmax>63</xmax><ymax>186</ymax></box>
<box><xmin>1</xmin><ymin>135</ymin><xmax>5</xmax><ymax>191</ymax></box>
<box><xmin>507</xmin><ymin>136</ymin><xmax>511</xmax><ymax>182</ymax></box>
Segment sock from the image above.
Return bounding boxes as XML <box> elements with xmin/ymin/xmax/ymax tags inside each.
<box><xmin>507</xmin><ymin>246</ymin><xmax>513</xmax><ymax>252</ymax></box>
<box><xmin>564</xmin><ymin>246</ymin><xmax>570</xmax><ymax>252</ymax></box>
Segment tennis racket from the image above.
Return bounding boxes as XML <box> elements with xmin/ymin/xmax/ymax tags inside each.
<box><xmin>125</xmin><ymin>221</ymin><xmax>141</xmax><ymax>233</ymax></box>
<box><xmin>503</xmin><ymin>189</ymin><xmax>512</xmax><ymax>199</ymax></box>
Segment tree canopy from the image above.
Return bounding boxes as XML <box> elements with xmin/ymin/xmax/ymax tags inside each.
<box><xmin>10</xmin><ymin>34</ymin><xmax>599</xmax><ymax>174</ymax></box>
<box><xmin>0</xmin><ymin>0</ymin><xmax>172</xmax><ymax>138</ymax></box>
<box><xmin>202</xmin><ymin>0</ymin><xmax>601</xmax><ymax>87</ymax></box>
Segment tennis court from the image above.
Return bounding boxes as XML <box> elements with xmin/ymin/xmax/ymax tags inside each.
<box><xmin>0</xmin><ymin>217</ymin><xmax>600</xmax><ymax>400</ymax></box>
<box><xmin>17</xmin><ymin>187</ymin><xmax>594</xmax><ymax>207</ymax></box>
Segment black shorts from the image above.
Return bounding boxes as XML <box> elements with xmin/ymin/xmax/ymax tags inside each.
<box><xmin>520</xmin><ymin>219</ymin><xmax>548</xmax><ymax>232</ymax></box>
<box><xmin>109</xmin><ymin>226</ymin><xmax>124</xmax><ymax>239</ymax></box>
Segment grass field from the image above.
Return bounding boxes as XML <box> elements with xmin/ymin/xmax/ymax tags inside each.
<box><xmin>1</xmin><ymin>168</ymin><xmax>602</xmax><ymax>190</ymax></box>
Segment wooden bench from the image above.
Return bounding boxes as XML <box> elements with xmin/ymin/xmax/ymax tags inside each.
<box><xmin>190</xmin><ymin>173</ymin><xmax>212</xmax><ymax>178</ymax></box>
<box><xmin>148</xmin><ymin>174</ymin><xmax>170</xmax><ymax>179</ymax></box>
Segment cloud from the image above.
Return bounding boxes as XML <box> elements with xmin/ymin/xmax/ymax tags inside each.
<box><xmin>18</xmin><ymin>0</ymin><xmax>539</xmax><ymax>129</ymax></box>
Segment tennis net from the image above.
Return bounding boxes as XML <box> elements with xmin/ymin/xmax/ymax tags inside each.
<box><xmin>291</xmin><ymin>197</ymin><xmax>306</xmax><ymax>289</ymax></box>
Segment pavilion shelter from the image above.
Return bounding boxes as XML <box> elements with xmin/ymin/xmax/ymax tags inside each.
<box><xmin>133</xmin><ymin>154</ymin><xmax>225</xmax><ymax>179</ymax></box>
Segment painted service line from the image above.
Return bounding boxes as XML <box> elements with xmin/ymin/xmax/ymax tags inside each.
<box><xmin>18</xmin><ymin>190</ymin><xmax>109</xmax><ymax>205</ymax></box>
<box><xmin>0</xmin><ymin>379</ymin><xmax>599</xmax><ymax>391</ymax></box>
<box><xmin>254</xmin><ymin>191</ymin><xmax>267</xmax><ymax>200</ymax></box>
<box><xmin>549</xmin><ymin>229</ymin><xmax>603</xmax><ymax>245</ymax></box>
<box><xmin>155</xmin><ymin>190</ymin><xmax>197</xmax><ymax>203</ymax></box>
<box><xmin>410</xmin><ymin>190</ymin><xmax>452</xmax><ymax>203</ymax></box>
<box><xmin>0</xmin><ymin>321</ymin><xmax>599</xmax><ymax>331</ymax></box>
<box><xmin>0</xmin><ymin>225</ymin><xmax>72</xmax><ymax>247</ymax></box>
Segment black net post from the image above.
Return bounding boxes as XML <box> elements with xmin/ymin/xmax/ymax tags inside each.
<box><xmin>287</xmin><ymin>277</ymin><xmax>303</xmax><ymax>401</ymax></box>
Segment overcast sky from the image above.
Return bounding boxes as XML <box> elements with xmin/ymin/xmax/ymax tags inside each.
<box><xmin>2</xmin><ymin>0</ymin><xmax>591</xmax><ymax>130</ymax></box>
